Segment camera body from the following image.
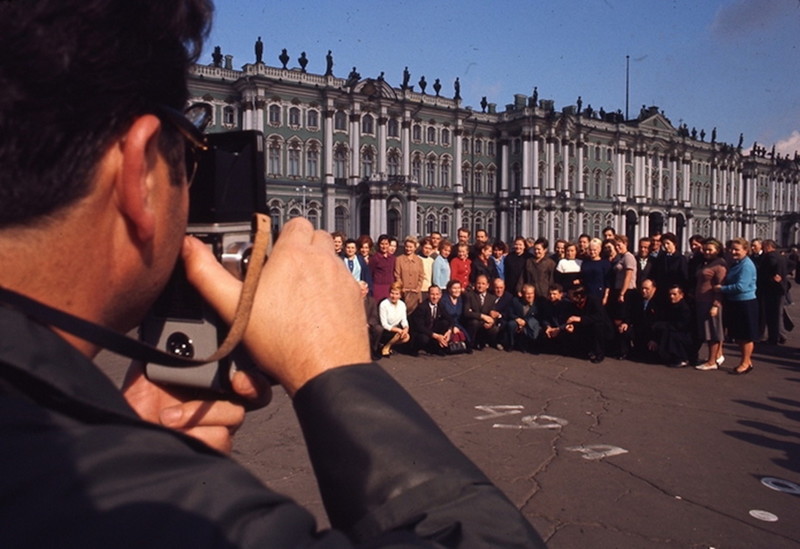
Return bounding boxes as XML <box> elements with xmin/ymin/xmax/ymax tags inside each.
<box><xmin>140</xmin><ymin>129</ymin><xmax>265</xmax><ymax>391</ymax></box>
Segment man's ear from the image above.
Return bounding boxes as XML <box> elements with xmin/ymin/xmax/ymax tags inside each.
<box><xmin>117</xmin><ymin>114</ymin><xmax>163</xmax><ymax>243</ymax></box>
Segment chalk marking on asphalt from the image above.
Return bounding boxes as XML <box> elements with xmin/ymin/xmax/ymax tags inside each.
<box><xmin>474</xmin><ymin>405</ymin><xmax>524</xmax><ymax>420</ymax></box>
<box><xmin>492</xmin><ymin>414</ymin><xmax>568</xmax><ymax>430</ymax></box>
<box><xmin>749</xmin><ymin>509</ymin><xmax>778</xmax><ymax>522</ymax></box>
<box><xmin>761</xmin><ymin>477</ymin><xmax>800</xmax><ymax>495</ymax></box>
<box><xmin>565</xmin><ymin>444</ymin><xmax>629</xmax><ymax>460</ymax></box>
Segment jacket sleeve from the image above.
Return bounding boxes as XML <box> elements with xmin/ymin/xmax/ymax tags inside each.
<box><xmin>293</xmin><ymin>364</ymin><xmax>545</xmax><ymax>548</ymax></box>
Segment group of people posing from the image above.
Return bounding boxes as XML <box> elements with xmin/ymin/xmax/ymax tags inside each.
<box><xmin>335</xmin><ymin>226</ymin><xmax>795</xmax><ymax>375</ymax></box>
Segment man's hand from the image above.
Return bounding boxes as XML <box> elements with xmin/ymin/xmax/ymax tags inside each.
<box><xmin>182</xmin><ymin>218</ymin><xmax>371</xmax><ymax>396</ymax></box>
<box><xmin>122</xmin><ymin>361</ymin><xmax>272</xmax><ymax>454</ymax></box>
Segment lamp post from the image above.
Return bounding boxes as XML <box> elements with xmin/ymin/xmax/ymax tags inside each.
<box><xmin>510</xmin><ymin>198</ymin><xmax>520</xmax><ymax>238</ymax></box>
<box><xmin>295</xmin><ymin>185</ymin><xmax>309</xmax><ymax>217</ymax></box>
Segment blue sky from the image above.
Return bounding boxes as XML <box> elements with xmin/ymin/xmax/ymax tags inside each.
<box><xmin>206</xmin><ymin>0</ymin><xmax>800</xmax><ymax>155</ymax></box>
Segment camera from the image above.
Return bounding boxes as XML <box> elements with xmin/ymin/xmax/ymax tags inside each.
<box><xmin>140</xmin><ymin>127</ymin><xmax>266</xmax><ymax>392</ymax></box>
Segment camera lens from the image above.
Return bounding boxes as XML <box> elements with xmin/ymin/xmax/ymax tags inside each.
<box><xmin>166</xmin><ymin>332</ymin><xmax>195</xmax><ymax>358</ymax></box>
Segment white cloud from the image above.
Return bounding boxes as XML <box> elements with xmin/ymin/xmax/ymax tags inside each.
<box><xmin>774</xmin><ymin>130</ymin><xmax>800</xmax><ymax>157</ymax></box>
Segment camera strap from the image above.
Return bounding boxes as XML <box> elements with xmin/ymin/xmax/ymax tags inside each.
<box><xmin>0</xmin><ymin>213</ymin><xmax>271</xmax><ymax>368</ymax></box>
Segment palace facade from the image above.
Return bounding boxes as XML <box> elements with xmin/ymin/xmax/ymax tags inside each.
<box><xmin>188</xmin><ymin>56</ymin><xmax>800</xmax><ymax>248</ymax></box>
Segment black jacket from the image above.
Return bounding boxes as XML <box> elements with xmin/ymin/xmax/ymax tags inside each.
<box><xmin>0</xmin><ymin>306</ymin><xmax>544</xmax><ymax>548</ymax></box>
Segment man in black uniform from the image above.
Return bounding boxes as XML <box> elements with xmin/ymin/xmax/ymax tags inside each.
<box><xmin>0</xmin><ymin>2</ymin><xmax>544</xmax><ymax>547</ymax></box>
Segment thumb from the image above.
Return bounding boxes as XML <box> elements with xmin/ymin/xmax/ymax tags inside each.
<box><xmin>181</xmin><ymin>235</ymin><xmax>241</xmax><ymax>324</ymax></box>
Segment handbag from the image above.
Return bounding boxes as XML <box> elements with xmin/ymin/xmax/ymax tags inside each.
<box><xmin>447</xmin><ymin>329</ymin><xmax>468</xmax><ymax>354</ymax></box>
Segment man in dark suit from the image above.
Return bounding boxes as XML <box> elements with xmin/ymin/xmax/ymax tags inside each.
<box><xmin>506</xmin><ymin>283</ymin><xmax>543</xmax><ymax>353</ymax></box>
<box><xmin>409</xmin><ymin>285</ymin><xmax>451</xmax><ymax>355</ymax></box>
<box><xmin>635</xmin><ymin>237</ymin><xmax>654</xmax><ymax>288</ymax></box>
<box><xmin>540</xmin><ymin>283</ymin><xmax>577</xmax><ymax>355</ymax></box>
<box><xmin>463</xmin><ymin>274</ymin><xmax>500</xmax><ymax>350</ymax></box>
<box><xmin>490</xmin><ymin>277</ymin><xmax>514</xmax><ymax>351</ymax></box>
<box><xmin>620</xmin><ymin>278</ymin><xmax>660</xmax><ymax>362</ymax></box>
<box><xmin>761</xmin><ymin>239</ymin><xmax>788</xmax><ymax>345</ymax></box>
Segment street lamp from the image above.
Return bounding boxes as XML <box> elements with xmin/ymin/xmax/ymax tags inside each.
<box><xmin>295</xmin><ymin>185</ymin><xmax>309</xmax><ymax>217</ymax></box>
<box><xmin>510</xmin><ymin>198</ymin><xmax>520</xmax><ymax>238</ymax></box>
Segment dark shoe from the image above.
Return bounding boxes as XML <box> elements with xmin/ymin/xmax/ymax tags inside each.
<box><xmin>589</xmin><ymin>354</ymin><xmax>605</xmax><ymax>364</ymax></box>
<box><xmin>730</xmin><ymin>364</ymin><xmax>753</xmax><ymax>375</ymax></box>
<box><xmin>669</xmin><ymin>361</ymin><xmax>689</xmax><ymax>368</ymax></box>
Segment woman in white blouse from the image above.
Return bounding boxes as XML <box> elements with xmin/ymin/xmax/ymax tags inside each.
<box><xmin>378</xmin><ymin>281</ymin><xmax>411</xmax><ymax>356</ymax></box>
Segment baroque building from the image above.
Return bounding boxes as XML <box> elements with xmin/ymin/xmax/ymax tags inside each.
<box><xmin>188</xmin><ymin>55</ymin><xmax>800</xmax><ymax>248</ymax></box>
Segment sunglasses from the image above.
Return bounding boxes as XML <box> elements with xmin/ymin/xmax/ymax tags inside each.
<box><xmin>154</xmin><ymin>103</ymin><xmax>211</xmax><ymax>186</ymax></box>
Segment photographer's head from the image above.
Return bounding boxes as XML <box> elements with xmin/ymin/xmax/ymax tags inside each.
<box><xmin>0</xmin><ymin>0</ymin><xmax>212</xmax><ymax>226</ymax></box>
<box><xmin>0</xmin><ymin>0</ymin><xmax>213</xmax><ymax>349</ymax></box>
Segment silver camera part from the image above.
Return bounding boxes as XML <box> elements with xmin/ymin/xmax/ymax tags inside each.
<box><xmin>142</xmin><ymin>223</ymin><xmax>255</xmax><ymax>392</ymax></box>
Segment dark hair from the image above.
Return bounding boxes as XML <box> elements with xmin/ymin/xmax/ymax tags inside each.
<box><xmin>534</xmin><ymin>237</ymin><xmax>549</xmax><ymax>249</ymax></box>
<box><xmin>661</xmin><ymin>232</ymin><xmax>678</xmax><ymax>246</ymax></box>
<box><xmin>492</xmin><ymin>240</ymin><xmax>508</xmax><ymax>253</ymax></box>
<box><xmin>0</xmin><ymin>0</ymin><xmax>213</xmax><ymax>227</ymax></box>
<box><xmin>445</xmin><ymin>279</ymin><xmax>462</xmax><ymax>293</ymax></box>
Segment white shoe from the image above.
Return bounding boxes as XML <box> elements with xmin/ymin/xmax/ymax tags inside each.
<box><xmin>695</xmin><ymin>363</ymin><xmax>718</xmax><ymax>371</ymax></box>
<box><xmin>715</xmin><ymin>355</ymin><xmax>725</xmax><ymax>366</ymax></box>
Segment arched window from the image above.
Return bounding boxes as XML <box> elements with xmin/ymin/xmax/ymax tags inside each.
<box><xmin>268</xmin><ymin>200</ymin><xmax>283</xmax><ymax>235</ymax></box>
<box><xmin>388</xmin><ymin>205</ymin><xmax>402</xmax><ymax>239</ymax></box>
<box><xmin>362</xmin><ymin>147</ymin><xmax>374</xmax><ymax>178</ymax></box>
<box><xmin>334</xmin><ymin>145</ymin><xmax>348</xmax><ymax>179</ymax></box>
<box><xmin>440</xmin><ymin>157</ymin><xmax>451</xmax><ymax>188</ymax></box>
<box><xmin>361</xmin><ymin>114</ymin><xmax>374</xmax><ymax>135</ymax></box>
<box><xmin>426</xmin><ymin>155</ymin><xmax>437</xmax><ymax>188</ymax></box>
<box><xmin>223</xmin><ymin>106</ymin><xmax>235</xmax><ymax>126</ymax></box>
<box><xmin>268</xmin><ymin>137</ymin><xmax>282</xmax><ymax>175</ymax></box>
<box><xmin>388</xmin><ymin>118</ymin><xmax>399</xmax><ymax>137</ymax></box>
<box><xmin>487</xmin><ymin>167</ymin><xmax>496</xmax><ymax>194</ymax></box>
<box><xmin>268</xmin><ymin>104</ymin><xmax>281</xmax><ymax>126</ymax></box>
<box><xmin>387</xmin><ymin>150</ymin><xmax>400</xmax><ymax>176</ymax></box>
<box><xmin>605</xmin><ymin>170</ymin><xmax>613</xmax><ymax>197</ymax></box>
<box><xmin>334</xmin><ymin>110</ymin><xmax>347</xmax><ymax>131</ymax></box>
<box><xmin>512</xmin><ymin>163</ymin><xmax>521</xmax><ymax>193</ymax></box>
<box><xmin>593</xmin><ymin>170</ymin><xmax>602</xmax><ymax>197</ymax></box>
<box><xmin>287</xmin><ymin>139</ymin><xmax>301</xmax><ymax>177</ymax></box>
<box><xmin>427</xmin><ymin>126</ymin><xmax>436</xmax><ymax>144</ymax></box>
<box><xmin>411</xmin><ymin>154</ymin><xmax>422</xmax><ymax>183</ymax></box>
<box><xmin>442</xmin><ymin>128</ymin><xmax>451</xmax><ymax>146</ymax></box>
<box><xmin>426</xmin><ymin>213</ymin><xmax>436</xmax><ymax>235</ymax></box>
<box><xmin>441</xmin><ymin>209</ymin><xmax>451</xmax><ymax>237</ymax></box>
<box><xmin>306</xmin><ymin>145</ymin><xmax>319</xmax><ymax>179</ymax></box>
<box><xmin>474</xmin><ymin>139</ymin><xmax>482</xmax><ymax>155</ymax></box>
<box><xmin>335</xmin><ymin>205</ymin><xmax>348</xmax><ymax>234</ymax></box>
<box><xmin>289</xmin><ymin>107</ymin><xmax>301</xmax><ymax>127</ymax></box>
<box><xmin>462</xmin><ymin>163</ymin><xmax>471</xmax><ymax>192</ymax></box>
<box><xmin>306</xmin><ymin>109</ymin><xmax>319</xmax><ymax>129</ymax></box>
<box><xmin>412</xmin><ymin>124</ymin><xmax>422</xmax><ymax>142</ymax></box>
<box><xmin>474</xmin><ymin>165</ymin><xmax>484</xmax><ymax>194</ymax></box>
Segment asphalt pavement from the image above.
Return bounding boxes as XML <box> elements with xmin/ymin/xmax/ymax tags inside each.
<box><xmin>98</xmin><ymin>301</ymin><xmax>800</xmax><ymax>548</ymax></box>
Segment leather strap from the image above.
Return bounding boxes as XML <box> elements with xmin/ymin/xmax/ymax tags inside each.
<box><xmin>0</xmin><ymin>213</ymin><xmax>271</xmax><ymax>368</ymax></box>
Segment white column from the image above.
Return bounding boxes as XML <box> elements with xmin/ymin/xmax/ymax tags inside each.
<box><xmin>520</xmin><ymin>136</ymin><xmax>533</xmax><ymax>236</ymax></box>
<box><xmin>634</xmin><ymin>152</ymin><xmax>645</xmax><ymax>198</ymax></box>
<box><xmin>349</xmin><ymin>106</ymin><xmax>361</xmax><ymax>182</ymax></box>
<box><xmin>669</xmin><ymin>158</ymin><xmax>678</xmax><ymax>201</ymax></box>
<box><xmin>323</xmin><ymin>105</ymin><xmax>334</xmax><ymax>180</ymax></box>
<box><xmin>682</xmin><ymin>161</ymin><xmax>691</xmax><ymax>203</ymax></box>
<box><xmin>377</xmin><ymin>108</ymin><xmax>387</xmax><ymax>175</ymax></box>
<box><xmin>401</xmin><ymin>112</ymin><xmax>411</xmax><ymax>176</ymax></box>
